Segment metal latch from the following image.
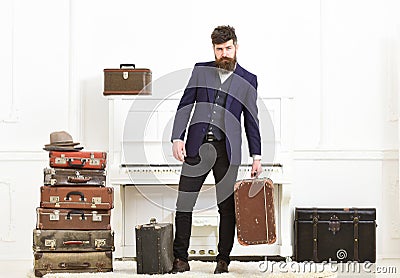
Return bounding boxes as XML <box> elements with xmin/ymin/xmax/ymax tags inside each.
<box><xmin>92</xmin><ymin>211</ymin><xmax>102</xmax><ymax>222</ymax></box>
<box><xmin>89</xmin><ymin>153</ymin><xmax>100</xmax><ymax>166</ymax></box>
<box><xmin>123</xmin><ymin>71</ymin><xmax>129</xmax><ymax>80</ymax></box>
<box><xmin>50</xmin><ymin>210</ymin><xmax>60</xmax><ymax>221</ymax></box>
<box><xmin>91</xmin><ymin>197</ymin><xmax>102</xmax><ymax>208</ymax></box>
<box><xmin>45</xmin><ymin>239</ymin><xmax>56</xmax><ymax>250</ymax></box>
<box><xmin>329</xmin><ymin>214</ymin><xmax>341</xmax><ymax>235</ymax></box>
<box><xmin>55</xmin><ymin>156</ymin><xmax>67</xmax><ymax>165</ymax></box>
<box><xmin>95</xmin><ymin>239</ymin><xmax>106</xmax><ymax>249</ymax></box>
<box><xmin>50</xmin><ymin>196</ymin><xmax>60</xmax><ymax>207</ymax></box>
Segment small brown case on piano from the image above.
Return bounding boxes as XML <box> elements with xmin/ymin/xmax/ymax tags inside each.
<box><xmin>103</xmin><ymin>64</ymin><xmax>152</xmax><ymax>95</ymax></box>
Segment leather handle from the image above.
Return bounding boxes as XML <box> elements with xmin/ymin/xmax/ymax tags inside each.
<box><xmin>66</xmin><ymin>210</ymin><xmax>86</xmax><ymax>220</ymax></box>
<box><xmin>63</xmin><ymin>240</ymin><xmax>87</xmax><ymax>245</ymax></box>
<box><xmin>67</xmin><ymin>176</ymin><xmax>91</xmax><ymax>183</ymax></box>
<box><xmin>120</xmin><ymin>64</ymin><xmax>135</xmax><ymax>69</ymax></box>
<box><xmin>67</xmin><ymin>158</ymin><xmax>86</xmax><ymax>168</ymax></box>
<box><xmin>59</xmin><ymin>262</ymin><xmax>90</xmax><ymax>269</ymax></box>
<box><xmin>66</xmin><ymin>191</ymin><xmax>85</xmax><ymax>201</ymax></box>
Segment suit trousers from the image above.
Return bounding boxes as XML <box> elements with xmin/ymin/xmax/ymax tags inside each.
<box><xmin>173</xmin><ymin>140</ymin><xmax>239</xmax><ymax>264</ymax></box>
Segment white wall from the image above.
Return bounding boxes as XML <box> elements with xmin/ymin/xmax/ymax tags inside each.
<box><xmin>0</xmin><ymin>0</ymin><xmax>399</xmax><ymax>260</ymax></box>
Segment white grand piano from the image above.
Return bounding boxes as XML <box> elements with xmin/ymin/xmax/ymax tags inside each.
<box><xmin>106</xmin><ymin>91</ymin><xmax>294</xmax><ymax>261</ymax></box>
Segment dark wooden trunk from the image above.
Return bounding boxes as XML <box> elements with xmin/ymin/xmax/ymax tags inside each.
<box><xmin>294</xmin><ymin>208</ymin><xmax>376</xmax><ymax>262</ymax></box>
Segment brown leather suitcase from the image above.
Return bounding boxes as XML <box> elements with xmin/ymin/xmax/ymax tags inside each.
<box><xmin>33</xmin><ymin>251</ymin><xmax>113</xmax><ymax>277</ymax></box>
<box><xmin>40</xmin><ymin>186</ymin><xmax>113</xmax><ymax>210</ymax></box>
<box><xmin>103</xmin><ymin>64</ymin><xmax>152</xmax><ymax>95</ymax></box>
<box><xmin>294</xmin><ymin>208</ymin><xmax>376</xmax><ymax>262</ymax></box>
<box><xmin>43</xmin><ymin>167</ymin><xmax>106</xmax><ymax>187</ymax></box>
<box><xmin>135</xmin><ymin>218</ymin><xmax>173</xmax><ymax>274</ymax></box>
<box><xmin>234</xmin><ymin>178</ymin><xmax>276</xmax><ymax>245</ymax></box>
<box><xmin>36</xmin><ymin>208</ymin><xmax>111</xmax><ymax>230</ymax></box>
<box><xmin>33</xmin><ymin>229</ymin><xmax>114</xmax><ymax>252</ymax></box>
<box><xmin>49</xmin><ymin>151</ymin><xmax>107</xmax><ymax>170</ymax></box>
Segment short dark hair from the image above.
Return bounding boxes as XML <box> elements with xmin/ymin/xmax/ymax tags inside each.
<box><xmin>211</xmin><ymin>25</ymin><xmax>237</xmax><ymax>45</ymax></box>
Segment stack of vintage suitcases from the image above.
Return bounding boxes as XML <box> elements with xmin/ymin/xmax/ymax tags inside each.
<box><xmin>33</xmin><ymin>131</ymin><xmax>114</xmax><ymax>277</ymax></box>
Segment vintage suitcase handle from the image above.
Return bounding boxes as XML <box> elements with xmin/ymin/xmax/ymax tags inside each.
<box><xmin>120</xmin><ymin>63</ymin><xmax>135</xmax><ymax>69</ymax></box>
<box><xmin>63</xmin><ymin>240</ymin><xmax>89</xmax><ymax>245</ymax></box>
<box><xmin>66</xmin><ymin>191</ymin><xmax>85</xmax><ymax>201</ymax></box>
<box><xmin>67</xmin><ymin>158</ymin><xmax>87</xmax><ymax>168</ymax></box>
<box><xmin>66</xmin><ymin>210</ymin><xmax>86</xmax><ymax>220</ymax></box>
<box><xmin>68</xmin><ymin>175</ymin><xmax>92</xmax><ymax>183</ymax></box>
<box><xmin>149</xmin><ymin>217</ymin><xmax>157</xmax><ymax>224</ymax></box>
<box><xmin>59</xmin><ymin>262</ymin><xmax>90</xmax><ymax>269</ymax></box>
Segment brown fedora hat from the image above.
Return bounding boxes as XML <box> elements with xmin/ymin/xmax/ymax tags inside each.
<box><xmin>43</xmin><ymin>145</ymin><xmax>84</xmax><ymax>151</ymax></box>
<box><xmin>45</xmin><ymin>131</ymin><xmax>80</xmax><ymax>147</ymax></box>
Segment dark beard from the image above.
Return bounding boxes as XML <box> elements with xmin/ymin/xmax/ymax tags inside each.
<box><xmin>215</xmin><ymin>56</ymin><xmax>236</xmax><ymax>72</ymax></box>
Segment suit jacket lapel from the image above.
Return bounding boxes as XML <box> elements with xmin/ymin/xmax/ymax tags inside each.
<box><xmin>204</xmin><ymin>62</ymin><xmax>217</xmax><ymax>103</ymax></box>
<box><xmin>225</xmin><ymin>64</ymin><xmax>244</xmax><ymax>110</ymax></box>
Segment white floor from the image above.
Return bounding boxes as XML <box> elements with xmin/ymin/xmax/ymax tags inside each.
<box><xmin>1</xmin><ymin>258</ymin><xmax>399</xmax><ymax>278</ymax></box>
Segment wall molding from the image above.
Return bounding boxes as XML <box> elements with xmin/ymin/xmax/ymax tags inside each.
<box><xmin>0</xmin><ymin>151</ymin><xmax>47</xmax><ymax>162</ymax></box>
<box><xmin>294</xmin><ymin>149</ymin><xmax>398</xmax><ymax>161</ymax></box>
<box><xmin>0</xmin><ymin>180</ymin><xmax>14</xmax><ymax>242</ymax></box>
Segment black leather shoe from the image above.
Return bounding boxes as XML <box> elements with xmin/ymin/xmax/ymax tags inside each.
<box><xmin>214</xmin><ymin>260</ymin><xmax>228</xmax><ymax>274</ymax></box>
<box><xmin>171</xmin><ymin>258</ymin><xmax>190</xmax><ymax>273</ymax></box>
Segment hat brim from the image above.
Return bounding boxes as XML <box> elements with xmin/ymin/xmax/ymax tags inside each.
<box><xmin>43</xmin><ymin>145</ymin><xmax>84</xmax><ymax>152</ymax></box>
<box><xmin>45</xmin><ymin>142</ymin><xmax>80</xmax><ymax>147</ymax></box>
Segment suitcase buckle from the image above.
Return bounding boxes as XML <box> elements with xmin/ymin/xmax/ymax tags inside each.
<box><xmin>92</xmin><ymin>211</ymin><xmax>102</xmax><ymax>222</ymax></box>
<box><xmin>95</xmin><ymin>239</ymin><xmax>106</xmax><ymax>249</ymax></box>
<box><xmin>329</xmin><ymin>214</ymin><xmax>341</xmax><ymax>235</ymax></box>
<box><xmin>50</xmin><ymin>210</ymin><xmax>60</xmax><ymax>221</ymax></box>
<box><xmin>45</xmin><ymin>239</ymin><xmax>56</xmax><ymax>250</ymax></box>
<box><xmin>123</xmin><ymin>71</ymin><xmax>129</xmax><ymax>80</ymax></box>
<box><xmin>50</xmin><ymin>196</ymin><xmax>60</xmax><ymax>207</ymax></box>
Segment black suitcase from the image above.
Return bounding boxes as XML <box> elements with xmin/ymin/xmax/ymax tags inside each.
<box><xmin>294</xmin><ymin>208</ymin><xmax>376</xmax><ymax>262</ymax></box>
<box><xmin>135</xmin><ymin>218</ymin><xmax>173</xmax><ymax>274</ymax></box>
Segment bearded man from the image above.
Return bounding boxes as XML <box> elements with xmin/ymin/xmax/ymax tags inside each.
<box><xmin>170</xmin><ymin>25</ymin><xmax>262</xmax><ymax>274</ymax></box>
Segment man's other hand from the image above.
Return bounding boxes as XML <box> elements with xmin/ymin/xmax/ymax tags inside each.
<box><xmin>172</xmin><ymin>140</ymin><xmax>186</xmax><ymax>162</ymax></box>
<box><xmin>251</xmin><ymin>160</ymin><xmax>262</xmax><ymax>178</ymax></box>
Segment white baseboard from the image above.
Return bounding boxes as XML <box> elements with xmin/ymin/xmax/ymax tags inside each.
<box><xmin>294</xmin><ymin>149</ymin><xmax>398</xmax><ymax>161</ymax></box>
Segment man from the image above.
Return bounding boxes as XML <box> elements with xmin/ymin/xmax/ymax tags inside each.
<box><xmin>170</xmin><ymin>25</ymin><xmax>262</xmax><ymax>274</ymax></box>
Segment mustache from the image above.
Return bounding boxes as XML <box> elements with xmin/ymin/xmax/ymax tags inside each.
<box><xmin>217</xmin><ymin>57</ymin><xmax>234</xmax><ymax>62</ymax></box>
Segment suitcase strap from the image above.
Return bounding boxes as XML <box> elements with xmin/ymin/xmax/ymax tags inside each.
<box><xmin>353</xmin><ymin>209</ymin><xmax>359</xmax><ymax>261</ymax></box>
<box><xmin>263</xmin><ymin>185</ymin><xmax>270</xmax><ymax>243</ymax></box>
<box><xmin>312</xmin><ymin>209</ymin><xmax>319</xmax><ymax>262</ymax></box>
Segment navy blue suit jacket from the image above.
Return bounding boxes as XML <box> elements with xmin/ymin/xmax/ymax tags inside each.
<box><xmin>171</xmin><ymin>61</ymin><xmax>261</xmax><ymax>165</ymax></box>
